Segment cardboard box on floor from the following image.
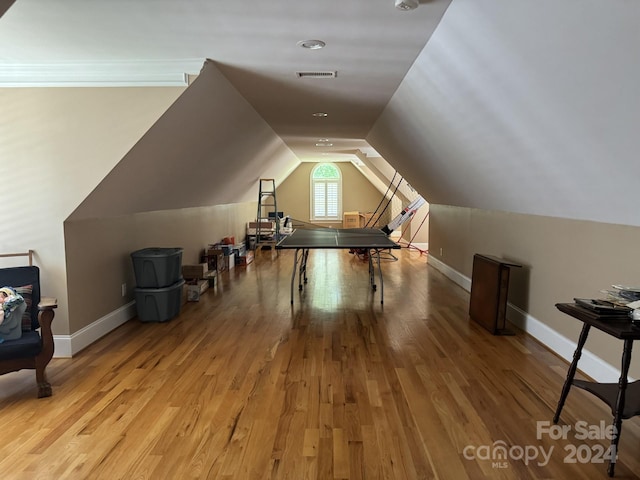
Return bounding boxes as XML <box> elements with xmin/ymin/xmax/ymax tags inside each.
<box><xmin>186</xmin><ymin>279</ymin><xmax>209</xmax><ymax>302</ymax></box>
<box><xmin>224</xmin><ymin>253</ymin><xmax>235</xmax><ymax>270</ymax></box>
<box><xmin>182</xmin><ymin>263</ymin><xmax>209</xmax><ymax>280</ymax></box>
<box><xmin>236</xmin><ymin>251</ymin><xmax>254</xmax><ymax>266</ymax></box>
<box><xmin>343</xmin><ymin>211</ymin><xmax>364</xmax><ymax>229</ymax></box>
<box><xmin>362</xmin><ymin>212</ymin><xmax>377</xmax><ymax>227</ymax></box>
<box><xmin>202</xmin><ymin>249</ymin><xmax>226</xmax><ymax>273</ymax></box>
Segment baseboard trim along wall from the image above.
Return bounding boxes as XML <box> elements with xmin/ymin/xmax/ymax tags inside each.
<box><xmin>53</xmin><ymin>301</ymin><xmax>136</xmax><ymax>357</ymax></box>
<box><xmin>428</xmin><ymin>255</ymin><xmax>471</xmax><ymax>292</ymax></box>
<box><xmin>427</xmin><ymin>256</ymin><xmax>622</xmax><ymax>384</ymax></box>
<box><xmin>408</xmin><ymin>242</ymin><xmax>428</xmax><ymax>251</ymax></box>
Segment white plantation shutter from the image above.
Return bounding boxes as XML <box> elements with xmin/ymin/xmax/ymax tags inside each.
<box><xmin>311</xmin><ymin>163</ymin><xmax>341</xmax><ymax>221</ymax></box>
<box><xmin>326</xmin><ymin>182</ymin><xmax>338</xmax><ymax>217</ymax></box>
<box><xmin>314</xmin><ymin>183</ymin><xmax>326</xmax><ymax>217</ymax></box>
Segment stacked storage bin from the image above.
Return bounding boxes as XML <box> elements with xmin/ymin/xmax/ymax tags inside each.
<box><xmin>131</xmin><ymin>247</ymin><xmax>185</xmax><ymax>322</ymax></box>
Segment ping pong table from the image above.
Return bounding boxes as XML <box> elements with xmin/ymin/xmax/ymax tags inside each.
<box><xmin>275</xmin><ymin>227</ymin><xmax>401</xmax><ymax>305</ymax></box>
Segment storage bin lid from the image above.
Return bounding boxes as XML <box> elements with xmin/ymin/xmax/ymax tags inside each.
<box><xmin>134</xmin><ymin>278</ymin><xmax>185</xmax><ymax>293</ymax></box>
<box><xmin>131</xmin><ymin>247</ymin><xmax>183</xmax><ymax>258</ymax></box>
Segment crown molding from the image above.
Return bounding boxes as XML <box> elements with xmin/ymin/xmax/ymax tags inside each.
<box><xmin>0</xmin><ymin>58</ymin><xmax>205</xmax><ymax>87</ymax></box>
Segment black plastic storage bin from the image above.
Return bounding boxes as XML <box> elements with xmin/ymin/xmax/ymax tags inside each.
<box><xmin>134</xmin><ymin>279</ymin><xmax>185</xmax><ymax>322</ymax></box>
<box><xmin>131</xmin><ymin>247</ymin><xmax>183</xmax><ymax>288</ymax></box>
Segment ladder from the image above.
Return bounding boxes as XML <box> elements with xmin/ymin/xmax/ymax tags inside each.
<box><xmin>255</xmin><ymin>179</ymin><xmax>279</xmax><ymax>250</ymax></box>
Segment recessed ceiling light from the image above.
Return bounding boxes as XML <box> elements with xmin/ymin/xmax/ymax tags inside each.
<box><xmin>297</xmin><ymin>39</ymin><xmax>326</xmax><ymax>50</ymax></box>
<box><xmin>395</xmin><ymin>0</ymin><xmax>419</xmax><ymax>10</ymax></box>
<box><xmin>318</xmin><ymin>138</ymin><xmax>329</xmax><ymax>142</ymax></box>
<box><xmin>315</xmin><ymin>143</ymin><xmax>333</xmax><ymax>147</ymax></box>
<box><xmin>312</xmin><ymin>112</ymin><xmax>328</xmax><ymax>117</ymax></box>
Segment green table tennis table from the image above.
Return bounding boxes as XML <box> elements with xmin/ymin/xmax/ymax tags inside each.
<box><xmin>276</xmin><ymin>227</ymin><xmax>401</xmax><ymax>305</ymax></box>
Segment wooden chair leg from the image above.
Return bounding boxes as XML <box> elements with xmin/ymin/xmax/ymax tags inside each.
<box><xmin>37</xmin><ymin>382</ymin><xmax>52</xmax><ymax>398</ymax></box>
<box><xmin>36</xmin><ymin>366</ymin><xmax>52</xmax><ymax>398</ymax></box>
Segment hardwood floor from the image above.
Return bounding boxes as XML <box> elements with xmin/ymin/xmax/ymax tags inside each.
<box><xmin>1</xmin><ymin>248</ymin><xmax>640</xmax><ymax>479</ymax></box>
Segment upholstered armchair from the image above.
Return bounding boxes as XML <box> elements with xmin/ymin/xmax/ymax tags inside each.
<box><xmin>0</xmin><ymin>266</ymin><xmax>57</xmax><ymax>398</ymax></box>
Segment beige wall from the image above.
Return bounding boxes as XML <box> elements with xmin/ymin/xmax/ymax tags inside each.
<box><xmin>0</xmin><ymin>86</ymin><xmax>184</xmax><ymax>336</ymax></box>
<box><xmin>276</xmin><ymin>162</ymin><xmax>392</xmax><ymax>228</ymax></box>
<box><xmin>64</xmin><ymin>202</ymin><xmax>255</xmax><ymax>334</ymax></box>
<box><xmin>429</xmin><ymin>204</ymin><xmax>640</xmax><ymax>378</ymax></box>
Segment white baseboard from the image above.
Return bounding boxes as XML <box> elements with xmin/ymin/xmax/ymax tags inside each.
<box><xmin>427</xmin><ymin>256</ymin><xmax>621</xmax><ymax>383</ymax></box>
<box><xmin>427</xmin><ymin>256</ymin><xmax>472</xmax><ymax>292</ymax></box>
<box><xmin>53</xmin><ymin>301</ymin><xmax>136</xmax><ymax>357</ymax></box>
<box><xmin>506</xmin><ymin>304</ymin><xmax>624</xmax><ymax>383</ymax></box>
<box><xmin>407</xmin><ymin>242</ymin><xmax>428</xmax><ymax>251</ymax></box>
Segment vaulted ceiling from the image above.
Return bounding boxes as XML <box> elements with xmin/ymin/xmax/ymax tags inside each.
<box><xmin>2</xmin><ymin>0</ymin><xmax>639</xmax><ymax>227</ymax></box>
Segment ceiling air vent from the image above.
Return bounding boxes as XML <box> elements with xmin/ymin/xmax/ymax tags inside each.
<box><xmin>296</xmin><ymin>71</ymin><xmax>337</xmax><ymax>79</ymax></box>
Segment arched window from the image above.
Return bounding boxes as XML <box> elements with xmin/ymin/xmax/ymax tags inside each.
<box><xmin>311</xmin><ymin>163</ymin><xmax>342</xmax><ymax>221</ymax></box>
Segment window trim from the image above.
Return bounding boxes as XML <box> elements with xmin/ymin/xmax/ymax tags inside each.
<box><xmin>310</xmin><ymin>163</ymin><xmax>342</xmax><ymax>222</ymax></box>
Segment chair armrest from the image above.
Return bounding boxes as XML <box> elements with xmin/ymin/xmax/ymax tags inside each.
<box><xmin>38</xmin><ymin>297</ymin><xmax>58</xmax><ymax>310</ymax></box>
<box><xmin>36</xmin><ymin>301</ymin><xmax>56</xmax><ymax>364</ymax></box>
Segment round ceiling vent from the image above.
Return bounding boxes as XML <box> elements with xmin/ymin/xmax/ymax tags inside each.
<box><xmin>297</xmin><ymin>39</ymin><xmax>326</xmax><ymax>50</ymax></box>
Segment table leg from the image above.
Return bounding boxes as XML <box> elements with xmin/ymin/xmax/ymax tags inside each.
<box><xmin>376</xmin><ymin>249</ymin><xmax>384</xmax><ymax>304</ymax></box>
<box><xmin>299</xmin><ymin>249</ymin><xmax>309</xmax><ymax>289</ymax></box>
<box><xmin>553</xmin><ymin>323</ymin><xmax>591</xmax><ymax>424</ymax></box>
<box><xmin>368</xmin><ymin>251</ymin><xmax>375</xmax><ymax>291</ymax></box>
<box><xmin>607</xmin><ymin>339</ymin><xmax>634</xmax><ymax>477</ymax></box>
<box><xmin>290</xmin><ymin>249</ymin><xmax>299</xmax><ymax>305</ymax></box>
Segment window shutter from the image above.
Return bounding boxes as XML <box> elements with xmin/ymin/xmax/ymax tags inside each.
<box><xmin>314</xmin><ymin>183</ymin><xmax>326</xmax><ymax>217</ymax></box>
<box><xmin>326</xmin><ymin>182</ymin><xmax>338</xmax><ymax>217</ymax></box>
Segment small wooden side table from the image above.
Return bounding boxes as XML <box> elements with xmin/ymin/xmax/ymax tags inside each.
<box><xmin>554</xmin><ymin>303</ymin><xmax>640</xmax><ymax>477</ymax></box>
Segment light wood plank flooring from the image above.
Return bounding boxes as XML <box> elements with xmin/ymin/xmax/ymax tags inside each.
<box><xmin>1</xmin><ymin>248</ymin><xmax>640</xmax><ymax>479</ymax></box>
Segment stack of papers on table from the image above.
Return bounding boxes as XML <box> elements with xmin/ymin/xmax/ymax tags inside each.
<box><xmin>574</xmin><ymin>298</ymin><xmax>632</xmax><ymax>317</ymax></box>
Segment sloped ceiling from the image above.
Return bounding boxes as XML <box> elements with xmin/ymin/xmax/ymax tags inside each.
<box><xmin>68</xmin><ymin>60</ymin><xmax>298</xmax><ymax>221</ymax></box>
<box><xmin>369</xmin><ymin>0</ymin><xmax>640</xmax><ymax>227</ymax></box>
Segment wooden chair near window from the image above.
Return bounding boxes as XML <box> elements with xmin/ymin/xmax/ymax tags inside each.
<box><xmin>0</xmin><ymin>251</ymin><xmax>57</xmax><ymax>398</ymax></box>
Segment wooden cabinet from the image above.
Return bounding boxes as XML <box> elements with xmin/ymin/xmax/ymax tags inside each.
<box><xmin>469</xmin><ymin>254</ymin><xmax>521</xmax><ymax>335</ymax></box>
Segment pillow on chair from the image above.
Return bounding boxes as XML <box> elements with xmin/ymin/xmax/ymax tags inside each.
<box><xmin>0</xmin><ymin>301</ymin><xmax>26</xmax><ymax>341</ymax></box>
<box><xmin>14</xmin><ymin>284</ymin><xmax>33</xmax><ymax>332</ymax></box>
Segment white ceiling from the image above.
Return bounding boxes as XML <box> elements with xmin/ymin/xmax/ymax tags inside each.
<box><xmin>0</xmin><ymin>0</ymin><xmax>451</xmax><ymax>163</ymax></box>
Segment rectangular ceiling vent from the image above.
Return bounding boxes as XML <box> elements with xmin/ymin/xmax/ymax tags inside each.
<box><xmin>296</xmin><ymin>71</ymin><xmax>337</xmax><ymax>79</ymax></box>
